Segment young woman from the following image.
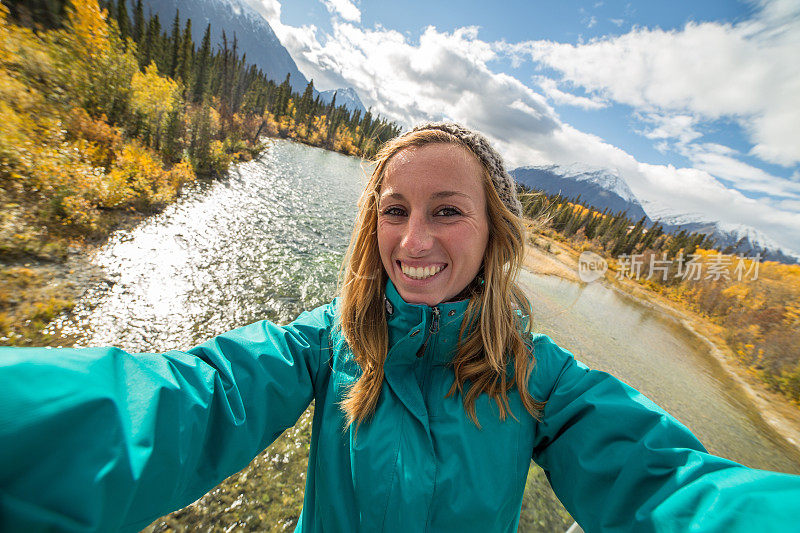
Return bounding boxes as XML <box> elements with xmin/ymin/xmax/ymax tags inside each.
<box><xmin>1</xmin><ymin>123</ymin><xmax>798</xmax><ymax>532</ymax></box>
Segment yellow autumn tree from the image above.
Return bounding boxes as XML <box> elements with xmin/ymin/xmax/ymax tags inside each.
<box><xmin>51</xmin><ymin>0</ymin><xmax>137</xmax><ymax>123</ymax></box>
<box><xmin>130</xmin><ymin>63</ymin><xmax>182</xmax><ymax>148</ymax></box>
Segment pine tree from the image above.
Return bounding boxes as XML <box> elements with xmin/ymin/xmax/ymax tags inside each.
<box><xmin>115</xmin><ymin>0</ymin><xmax>130</xmax><ymax>43</ymax></box>
<box><xmin>132</xmin><ymin>0</ymin><xmax>144</xmax><ymax>43</ymax></box>
<box><xmin>584</xmin><ymin>213</ymin><xmax>600</xmax><ymax>240</ymax></box>
<box><xmin>161</xmin><ymin>107</ymin><xmax>184</xmax><ymax>164</ymax></box>
<box><xmin>218</xmin><ymin>30</ymin><xmax>233</xmax><ymax>130</ymax></box>
<box><xmin>325</xmin><ymin>91</ymin><xmax>339</xmax><ymax>148</ymax></box>
<box><xmin>275</xmin><ymin>73</ymin><xmax>291</xmax><ymax>117</ymax></box>
<box><xmin>176</xmin><ymin>18</ymin><xmax>193</xmax><ymax>86</ymax></box>
<box><xmin>140</xmin><ymin>13</ymin><xmax>161</xmax><ymax>69</ymax></box>
<box><xmin>192</xmin><ymin>23</ymin><xmax>212</xmax><ymax>103</ymax></box>
<box><xmin>168</xmin><ymin>9</ymin><xmax>181</xmax><ymax>78</ymax></box>
<box><xmin>298</xmin><ymin>79</ymin><xmax>314</xmax><ymax>124</ymax></box>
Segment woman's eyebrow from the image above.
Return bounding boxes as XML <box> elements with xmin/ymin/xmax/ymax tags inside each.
<box><xmin>379</xmin><ymin>191</ymin><xmax>472</xmax><ymax>203</ymax></box>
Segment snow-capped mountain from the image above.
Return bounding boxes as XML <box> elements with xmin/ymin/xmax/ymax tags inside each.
<box><xmin>640</xmin><ymin>201</ymin><xmax>800</xmax><ymax>264</ymax></box>
<box><xmin>510</xmin><ymin>164</ymin><xmax>650</xmax><ymax>222</ymax></box>
<box><xmin>512</xmin><ymin>164</ymin><xmax>800</xmax><ymax>264</ymax></box>
<box><xmin>136</xmin><ymin>0</ymin><xmax>309</xmax><ymax>92</ymax></box>
<box><xmin>318</xmin><ymin>88</ymin><xmax>367</xmax><ymax>114</ymax></box>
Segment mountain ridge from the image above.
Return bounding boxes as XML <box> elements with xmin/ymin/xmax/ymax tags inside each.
<box><xmin>137</xmin><ymin>0</ymin><xmax>309</xmax><ymax>92</ymax></box>
<box><xmin>318</xmin><ymin>87</ymin><xmax>367</xmax><ymax>114</ymax></box>
<box><xmin>512</xmin><ymin>164</ymin><xmax>800</xmax><ymax>264</ymax></box>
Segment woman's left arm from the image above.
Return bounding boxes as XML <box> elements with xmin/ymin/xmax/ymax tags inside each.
<box><xmin>528</xmin><ymin>334</ymin><xmax>800</xmax><ymax>533</ymax></box>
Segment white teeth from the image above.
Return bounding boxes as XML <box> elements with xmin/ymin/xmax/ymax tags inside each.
<box><xmin>401</xmin><ymin>262</ymin><xmax>443</xmax><ymax>280</ymax></box>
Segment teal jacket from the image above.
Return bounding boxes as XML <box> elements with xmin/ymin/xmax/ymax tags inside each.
<box><xmin>1</xmin><ymin>279</ymin><xmax>799</xmax><ymax>532</ymax></box>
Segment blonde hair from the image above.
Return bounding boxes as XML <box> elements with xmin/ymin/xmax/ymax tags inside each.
<box><xmin>337</xmin><ymin>128</ymin><xmax>544</xmax><ymax>430</ymax></box>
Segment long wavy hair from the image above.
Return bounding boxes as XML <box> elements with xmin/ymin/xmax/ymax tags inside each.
<box><xmin>337</xmin><ymin>128</ymin><xmax>544</xmax><ymax>430</ymax></box>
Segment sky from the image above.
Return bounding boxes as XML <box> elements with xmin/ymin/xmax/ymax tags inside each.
<box><xmin>241</xmin><ymin>0</ymin><xmax>800</xmax><ymax>256</ymax></box>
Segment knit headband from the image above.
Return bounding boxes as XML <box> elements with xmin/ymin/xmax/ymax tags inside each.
<box><xmin>407</xmin><ymin>122</ymin><xmax>523</xmax><ymax>217</ymax></box>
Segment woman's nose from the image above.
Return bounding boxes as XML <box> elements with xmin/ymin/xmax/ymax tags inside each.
<box><xmin>401</xmin><ymin>214</ymin><xmax>433</xmax><ymax>255</ymax></box>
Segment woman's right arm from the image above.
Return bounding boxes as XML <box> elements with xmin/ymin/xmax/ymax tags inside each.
<box><xmin>0</xmin><ymin>302</ymin><xmax>336</xmax><ymax>533</ymax></box>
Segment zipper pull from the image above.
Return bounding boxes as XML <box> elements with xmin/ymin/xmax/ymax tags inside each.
<box><xmin>416</xmin><ymin>307</ymin><xmax>440</xmax><ymax>358</ymax></box>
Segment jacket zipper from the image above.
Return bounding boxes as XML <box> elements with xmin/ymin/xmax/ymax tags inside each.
<box><xmin>415</xmin><ymin>307</ymin><xmax>440</xmax><ymax>358</ymax></box>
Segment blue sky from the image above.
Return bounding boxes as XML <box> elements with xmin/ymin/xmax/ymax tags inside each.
<box><xmin>243</xmin><ymin>0</ymin><xmax>800</xmax><ymax>255</ymax></box>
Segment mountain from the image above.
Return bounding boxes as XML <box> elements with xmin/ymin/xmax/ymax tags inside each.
<box><xmin>318</xmin><ymin>88</ymin><xmax>367</xmax><ymax>114</ymax></box>
<box><xmin>640</xmin><ymin>201</ymin><xmax>800</xmax><ymax>264</ymax></box>
<box><xmin>511</xmin><ymin>164</ymin><xmax>650</xmax><ymax>222</ymax></box>
<box><xmin>136</xmin><ymin>0</ymin><xmax>309</xmax><ymax>92</ymax></box>
<box><xmin>512</xmin><ymin>164</ymin><xmax>800</xmax><ymax>264</ymax></box>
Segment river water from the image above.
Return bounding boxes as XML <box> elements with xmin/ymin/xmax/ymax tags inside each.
<box><xmin>55</xmin><ymin>139</ymin><xmax>799</xmax><ymax>530</ymax></box>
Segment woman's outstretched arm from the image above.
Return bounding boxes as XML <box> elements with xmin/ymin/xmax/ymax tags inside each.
<box><xmin>0</xmin><ymin>302</ymin><xmax>336</xmax><ymax>533</ymax></box>
<box><xmin>528</xmin><ymin>334</ymin><xmax>800</xmax><ymax>533</ymax></box>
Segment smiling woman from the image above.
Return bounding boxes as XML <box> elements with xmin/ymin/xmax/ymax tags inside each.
<box><xmin>1</xmin><ymin>123</ymin><xmax>800</xmax><ymax>533</ymax></box>
<box><xmin>378</xmin><ymin>143</ymin><xmax>489</xmax><ymax>306</ymax></box>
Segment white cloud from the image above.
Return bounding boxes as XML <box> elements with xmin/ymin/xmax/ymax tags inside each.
<box><xmin>249</xmin><ymin>0</ymin><xmax>800</xmax><ymax>254</ymax></box>
<box><xmin>638</xmin><ymin>113</ymin><xmax>701</xmax><ymax>145</ymax></box>
<box><xmin>680</xmin><ymin>143</ymin><xmax>800</xmax><ymax>198</ymax></box>
<box><xmin>535</xmin><ymin>77</ymin><xmax>608</xmax><ymax>110</ymax></box>
<box><xmin>321</xmin><ymin>0</ymin><xmax>361</xmax><ymax>23</ymax></box>
<box><xmin>776</xmin><ymin>199</ymin><xmax>800</xmax><ymax>211</ymax></box>
<box><xmin>243</xmin><ymin>0</ymin><xmax>281</xmax><ymax>26</ymax></box>
<box><xmin>504</xmin><ymin>0</ymin><xmax>800</xmax><ymax>167</ymax></box>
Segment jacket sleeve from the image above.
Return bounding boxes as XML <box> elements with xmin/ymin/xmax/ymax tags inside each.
<box><xmin>528</xmin><ymin>334</ymin><xmax>800</xmax><ymax>533</ymax></box>
<box><xmin>0</xmin><ymin>302</ymin><xmax>336</xmax><ymax>533</ymax></box>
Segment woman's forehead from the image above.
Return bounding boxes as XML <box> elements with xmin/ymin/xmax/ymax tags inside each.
<box><xmin>382</xmin><ymin>143</ymin><xmax>485</xmax><ymax>186</ymax></box>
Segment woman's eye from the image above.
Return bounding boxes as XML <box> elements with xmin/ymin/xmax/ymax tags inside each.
<box><xmin>381</xmin><ymin>206</ymin><xmax>406</xmax><ymax>217</ymax></box>
<box><xmin>435</xmin><ymin>206</ymin><xmax>462</xmax><ymax>217</ymax></box>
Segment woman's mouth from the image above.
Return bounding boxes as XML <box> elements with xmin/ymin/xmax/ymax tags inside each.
<box><xmin>398</xmin><ymin>260</ymin><xmax>447</xmax><ymax>280</ymax></box>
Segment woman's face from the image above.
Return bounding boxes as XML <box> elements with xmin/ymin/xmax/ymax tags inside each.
<box><xmin>377</xmin><ymin>143</ymin><xmax>490</xmax><ymax>306</ymax></box>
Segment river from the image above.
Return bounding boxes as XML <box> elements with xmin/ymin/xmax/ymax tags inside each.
<box><xmin>53</xmin><ymin>139</ymin><xmax>799</xmax><ymax>531</ymax></box>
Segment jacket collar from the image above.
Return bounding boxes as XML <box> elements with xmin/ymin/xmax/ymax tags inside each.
<box><xmin>383</xmin><ymin>278</ymin><xmax>472</xmax><ymax>366</ymax></box>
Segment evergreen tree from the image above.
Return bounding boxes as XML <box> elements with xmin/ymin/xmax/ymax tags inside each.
<box><xmin>161</xmin><ymin>107</ymin><xmax>183</xmax><ymax>164</ymax></box>
<box><xmin>192</xmin><ymin>24</ymin><xmax>212</xmax><ymax>103</ymax></box>
<box><xmin>132</xmin><ymin>0</ymin><xmax>144</xmax><ymax>43</ymax></box>
<box><xmin>275</xmin><ymin>73</ymin><xmax>292</xmax><ymax>117</ymax></box>
<box><xmin>115</xmin><ymin>0</ymin><xmax>130</xmax><ymax>43</ymax></box>
<box><xmin>584</xmin><ymin>213</ymin><xmax>600</xmax><ymax>240</ymax></box>
<box><xmin>140</xmin><ymin>13</ymin><xmax>161</xmax><ymax>69</ymax></box>
<box><xmin>327</xmin><ymin>91</ymin><xmax>337</xmax><ymax>116</ymax></box>
<box><xmin>176</xmin><ymin>18</ymin><xmax>193</xmax><ymax>86</ymax></box>
<box><xmin>298</xmin><ymin>79</ymin><xmax>314</xmax><ymax>124</ymax></box>
<box><xmin>325</xmin><ymin>91</ymin><xmax>339</xmax><ymax>148</ymax></box>
<box><xmin>168</xmin><ymin>9</ymin><xmax>181</xmax><ymax>78</ymax></box>
<box><xmin>640</xmin><ymin>221</ymin><xmax>662</xmax><ymax>250</ymax></box>
<box><xmin>218</xmin><ymin>30</ymin><xmax>233</xmax><ymax>130</ymax></box>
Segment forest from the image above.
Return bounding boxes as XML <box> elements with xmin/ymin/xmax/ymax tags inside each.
<box><xmin>522</xmin><ymin>189</ymin><xmax>800</xmax><ymax>404</ymax></box>
<box><xmin>1</xmin><ymin>0</ymin><xmax>398</xmax><ymax>243</ymax></box>
<box><xmin>0</xmin><ymin>0</ymin><xmax>399</xmax><ymax>343</ymax></box>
